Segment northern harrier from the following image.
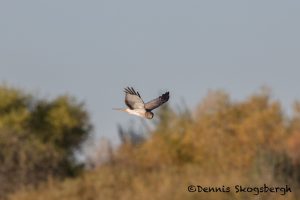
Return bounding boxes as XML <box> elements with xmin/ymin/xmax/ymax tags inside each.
<box><xmin>114</xmin><ymin>87</ymin><xmax>170</xmax><ymax>119</ymax></box>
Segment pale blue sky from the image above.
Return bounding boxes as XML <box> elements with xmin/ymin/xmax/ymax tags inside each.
<box><xmin>1</xmin><ymin>1</ymin><xmax>300</xmax><ymax>143</ymax></box>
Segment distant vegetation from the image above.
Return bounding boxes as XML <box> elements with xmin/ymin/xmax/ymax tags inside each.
<box><xmin>1</xmin><ymin>85</ymin><xmax>300</xmax><ymax>199</ymax></box>
<box><xmin>0</xmin><ymin>85</ymin><xmax>92</xmax><ymax>199</ymax></box>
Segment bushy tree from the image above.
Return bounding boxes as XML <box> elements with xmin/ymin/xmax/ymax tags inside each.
<box><xmin>0</xmin><ymin>85</ymin><xmax>92</xmax><ymax>199</ymax></box>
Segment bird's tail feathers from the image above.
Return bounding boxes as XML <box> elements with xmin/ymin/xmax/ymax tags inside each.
<box><xmin>112</xmin><ymin>108</ymin><xmax>127</xmax><ymax>112</ymax></box>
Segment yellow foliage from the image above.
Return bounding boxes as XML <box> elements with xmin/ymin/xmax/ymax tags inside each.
<box><xmin>5</xmin><ymin>89</ymin><xmax>300</xmax><ymax>200</ymax></box>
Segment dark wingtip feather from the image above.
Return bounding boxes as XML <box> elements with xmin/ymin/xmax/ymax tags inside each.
<box><xmin>130</xmin><ymin>87</ymin><xmax>135</xmax><ymax>93</ymax></box>
<box><xmin>161</xmin><ymin>91</ymin><xmax>170</xmax><ymax>101</ymax></box>
<box><xmin>124</xmin><ymin>86</ymin><xmax>132</xmax><ymax>94</ymax></box>
<box><xmin>124</xmin><ymin>86</ymin><xmax>141</xmax><ymax>97</ymax></box>
<box><xmin>124</xmin><ymin>87</ymin><xmax>130</xmax><ymax>94</ymax></box>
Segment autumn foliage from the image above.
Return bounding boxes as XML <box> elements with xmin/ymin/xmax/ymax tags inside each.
<box><xmin>0</xmin><ymin>85</ymin><xmax>92</xmax><ymax>199</ymax></box>
<box><xmin>1</xmin><ymin>85</ymin><xmax>300</xmax><ymax>199</ymax></box>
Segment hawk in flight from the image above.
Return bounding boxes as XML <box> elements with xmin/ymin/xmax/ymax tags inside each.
<box><xmin>114</xmin><ymin>87</ymin><xmax>170</xmax><ymax>119</ymax></box>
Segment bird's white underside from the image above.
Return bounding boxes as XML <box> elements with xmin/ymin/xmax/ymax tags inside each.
<box><xmin>125</xmin><ymin>108</ymin><xmax>146</xmax><ymax>117</ymax></box>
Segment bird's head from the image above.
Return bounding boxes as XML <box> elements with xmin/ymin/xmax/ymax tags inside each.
<box><xmin>145</xmin><ymin>111</ymin><xmax>154</xmax><ymax>119</ymax></box>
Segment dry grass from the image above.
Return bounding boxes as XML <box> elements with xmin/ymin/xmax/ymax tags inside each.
<box><xmin>8</xmin><ymin>163</ymin><xmax>299</xmax><ymax>200</ymax></box>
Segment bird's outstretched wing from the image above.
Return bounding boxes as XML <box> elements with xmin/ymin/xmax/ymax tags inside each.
<box><xmin>124</xmin><ymin>87</ymin><xmax>145</xmax><ymax>110</ymax></box>
<box><xmin>145</xmin><ymin>92</ymin><xmax>169</xmax><ymax>111</ymax></box>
